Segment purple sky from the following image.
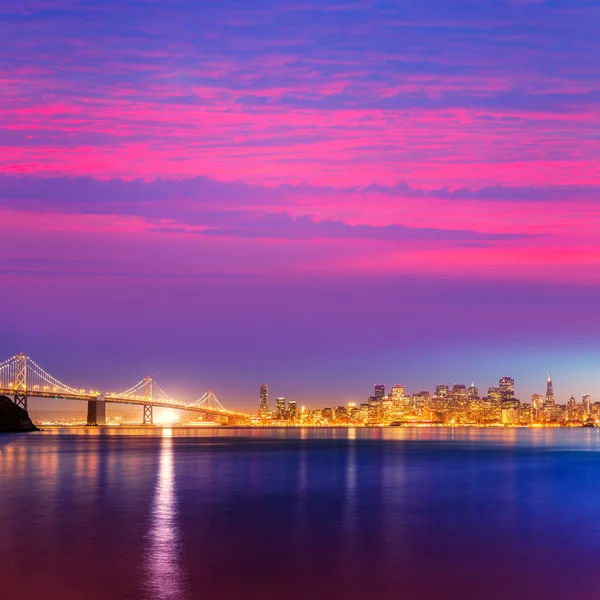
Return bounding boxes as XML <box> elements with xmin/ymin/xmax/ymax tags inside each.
<box><xmin>1</xmin><ymin>0</ymin><xmax>600</xmax><ymax>411</ymax></box>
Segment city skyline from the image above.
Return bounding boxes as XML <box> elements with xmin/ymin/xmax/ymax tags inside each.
<box><xmin>254</xmin><ymin>376</ymin><xmax>597</xmax><ymax>427</ymax></box>
<box><xmin>2</xmin><ymin>1</ymin><xmax>600</xmax><ymax>410</ymax></box>
<box><xmin>0</xmin><ymin>347</ymin><xmax>599</xmax><ymax>413</ymax></box>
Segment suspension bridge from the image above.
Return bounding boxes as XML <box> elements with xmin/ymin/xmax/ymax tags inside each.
<box><xmin>0</xmin><ymin>353</ymin><xmax>250</xmax><ymax>425</ymax></box>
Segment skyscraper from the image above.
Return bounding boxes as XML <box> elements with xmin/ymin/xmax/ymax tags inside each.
<box><xmin>545</xmin><ymin>370</ymin><xmax>555</xmax><ymax>406</ymax></box>
<box><xmin>467</xmin><ymin>383</ymin><xmax>479</xmax><ymax>400</ymax></box>
<box><xmin>499</xmin><ymin>376</ymin><xmax>515</xmax><ymax>401</ymax></box>
<box><xmin>391</xmin><ymin>384</ymin><xmax>405</xmax><ymax>400</ymax></box>
<box><xmin>391</xmin><ymin>384</ymin><xmax>404</xmax><ymax>414</ymax></box>
<box><xmin>368</xmin><ymin>396</ymin><xmax>381</xmax><ymax>425</ymax></box>
<box><xmin>259</xmin><ymin>384</ymin><xmax>269</xmax><ymax>416</ymax></box>
<box><xmin>435</xmin><ymin>385</ymin><xmax>449</xmax><ymax>398</ymax></box>
<box><xmin>288</xmin><ymin>400</ymin><xmax>297</xmax><ymax>421</ymax></box>
<box><xmin>583</xmin><ymin>395</ymin><xmax>591</xmax><ymax>414</ymax></box>
<box><xmin>374</xmin><ymin>384</ymin><xmax>386</xmax><ymax>399</ymax></box>
<box><xmin>276</xmin><ymin>397</ymin><xmax>286</xmax><ymax>419</ymax></box>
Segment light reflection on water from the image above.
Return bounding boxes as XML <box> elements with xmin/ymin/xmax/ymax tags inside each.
<box><xmin>145</xmin><ymin>428</ymin><xmax>185</xmax><ymax>600</ymax></box>
<box><xmin>2</xmin><ymin>427</ymin><xmax>600</xmax><ymax>599</ymax></box>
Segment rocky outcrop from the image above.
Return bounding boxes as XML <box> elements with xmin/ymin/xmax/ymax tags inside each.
<box><xmin>0</xmin><ymin>395</ymin><xmax>39</xmax><ymax>432</ymax></box>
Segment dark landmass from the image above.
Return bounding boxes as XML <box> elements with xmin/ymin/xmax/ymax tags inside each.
<box><xmin>0</xmin><ymin>395</ymin><xmax>39</xmax><ymax>432</ymax></box>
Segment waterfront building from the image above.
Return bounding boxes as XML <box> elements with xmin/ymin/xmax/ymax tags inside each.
<box><xmin>501</xmin><ymin>407</ymin><xmax>519</xmax><ymax>425</ymax></box>
<box><xmin>333</xmin><ymin>406</ymin><xmax>348</xmax><ymax>422</ymax></box>
<box><xmin>413</xmin><ymin>391</ymin><xmax>431</xmax><ymax>416</ymax></box>
<box><xmin>374</xmin><ymin>384</ymin><xmax>386</xmax><ymax>399</ymax></box>
<box><xmin>450</xmin><ymin>385</ymin><xmax>468</xmax><ymax>420</ymax></box>
<box><xmin>288</xmin><ymin>400</ymin><xmax>297</xmax><ymax>421</ymax></box>
<box><xmin>519</xmin><ymin>404</ymin><xmax>532</xmax><ymax>425</ymax></box>
<box><xmin>276</xmin><ymin>397</ymin><xmax>286</xmax><ymax>420</ymax></box>
<box><xmin>360</xmin><ymin>403</ymin><xmax>369</xmax><ymax>423</ymax></box>
<box><xmin>381</xmin><ymin>399</ymin><xmax>393</xmax><ymax>423</ymax></box>
<box><xmin>259</xmin><ymin>384</ymin><xmax>269</xmax><ymax>416</ymax></box>
<box><xmin>583</xmin><ymin>395</ymin><xmax>591</xmax><ymax>414</ymax></box>
<box><xmin>368</xmin><ymin>397</ymin><xmax>381</xmax><ymax>425</ymax></box>
<box><xmin>391</xmin><ymin>385</ymin><xmax>405</xmax><ymax>417</ymax></box>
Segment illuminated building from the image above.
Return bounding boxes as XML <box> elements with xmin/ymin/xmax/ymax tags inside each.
<box><xmin>259</xmin><ymin>384</ymin><xmax>269</xmax><ymax>416</ymax></box>
<box><xmin>333</xmin><ymin>406</ymin><xmax>348</xmax><ymax>422</ymax></box>
<box><xmin>531</xmin><ymin>394</ymin><xmax>544</xmax><ymax>410</ymax></box>
<box><xmin>487</xmin><ymin>387</ymin><xmax>501</xmax><ymax>403</ymax></box>
<box><xmin>276</xmin><ymin>397</ymin><xmax>286</xmax><ymax>419</ymax></box>
<box><xmin>467</xmin><ymin>383</ymin><xmax>479</xmax><ymax>400</ymax></box>
<box><xmin>321</xmin><ymin>407</ymin><xmax>333</xmax><ymax>421</ymax></box>
<box><xmin>374</xmin><ymin>384</ymin><xmax>386</xmax><ymax>399</ymax></box>
<box><xmin>391</xmin><ymin>385</ymin><xmax>405</xmax><ymax>417</ymax></box>
<box><xmin>368</xmin><ymin>397</ymin><xmax>381</xmax><ymax>425</ymax></box>
<box><xmin>519</xmin><ymin>404</ymin><xmax>532</xmax><ymax>425</ymax></box>
<box><xmin>391</xmin><ymin>384</ymin><xmax>405</xmax><ymax>399</ymax></box>
<box><xmin>545</xmin><ymin>370</ymin><xmax>555</xmax><ymax>406</ymax></box>
<box><xmin>360</xmin><ymin>403</ymin><xmax>369</xmax><ymax>422</ymax></box>
<box><xmin>583</xmin><ymin>395</ymin><xmax>591</xmax><ymax>414</ymax></box>
<box><xmin>499</xmin><ymin>377</ymin><xmax>515</xmax><ymax>402</ymax></box>
<box><xmin>501</xmin><ymin>407</ymin><xmax>519</xmax><ymax>425</ymax></box>
<box><xmin>413</xmin><ymin>391</ymin><xmax>430</xmax><ymax>413</ymax></box>
<box><xmin>435</xmin><ymin>385</ymin><xmax>449</xmax><ymax>398</ymax></box>
<box><xmin>381</xmin><ymin>399</ymin><xmax>393</xmax><ymax>423</ymax></box>
<box><xmin>288</xmin><ymin>400</ymin><xmax>297</xmax><ymax>421</ymax></box>
<box><xmin>451</xmin><ymin>385</ymin><xmax>467</xmax><ymax>407</ymax></box>
<box><xmin>299</xmin><ymin>406</ymin><xmax>311</xmax><ymax>423</ymax></box>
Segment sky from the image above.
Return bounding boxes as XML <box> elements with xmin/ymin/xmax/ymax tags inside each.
<box><xmin>1</xmin><ymin>0</ymin><xmax>600</xmax><ymax>411</ymax></box>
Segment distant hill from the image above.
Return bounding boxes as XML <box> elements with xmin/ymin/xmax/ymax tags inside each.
<box><xmin>0</xmin><ymin>395</ymin><xmax>39</xmax><ymax>432</ymax></box>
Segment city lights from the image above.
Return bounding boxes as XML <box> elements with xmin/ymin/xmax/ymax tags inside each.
<box><xmin>254</xmin><ymin>376</ymin><xmax>598</xmax><ymax>428</ymax></box>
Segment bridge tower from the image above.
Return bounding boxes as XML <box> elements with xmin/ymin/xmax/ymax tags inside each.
<box><xmin>14</xmin><ymin>353</ymin><xmax>27</xmax><ymax>411</ymax></box>
<box><xmin>142</xmin><ymin>376</ymin><xmax>153</xmax><ymax>425</ymax></box>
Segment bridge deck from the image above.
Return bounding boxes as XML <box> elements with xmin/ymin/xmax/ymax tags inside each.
<box><xmin>0</xmin><ymin>388</ymin><xmax>98</xmax><ymax>401</ymax></box>
<box><xmin>104</xmin><ymin>396</ymin><xmax>241</xmax><ymax>417</ymax></box>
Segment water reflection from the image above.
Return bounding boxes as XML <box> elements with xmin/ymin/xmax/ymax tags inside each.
<box><xmin>145</xmin><ymin>428</ymin><xmax>185</xmax><ymax>600</ymax></box>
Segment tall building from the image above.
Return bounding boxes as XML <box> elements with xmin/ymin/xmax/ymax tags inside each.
<box><xmin>531</xmin><ymin>394</ymin><xmax>544</xmax><ymax>410</ymax></box>
<box><xmin>545</xmin><ymin>370</ymin><xmax>555</xmax><ymax>406</ymax></box>
<box><xmin>367</xmin><ymin>396</ymin><xmax>381</xmax><ymax>425</ymax></box>
<box><xmin>391</xmin><ymin>384</ymin><xmax>405</xmax><ymax>415</ymax></box>
<box><xmin>583</xmin><ymin>395</ymin><xmax>591</xmax><ymax>414</ymax></box>
<box><xmin>468</xmin><ymin>383</ymin><xmax>479</xmax><ymax>400</ymax></box>
<box><xmin>413</xmin><ymin>391</ymin><xmax>430</xmax><ymax>411</ymax></box>
<box><xmin>435</xmin><ymin>385</ymin><xmax>449</xmax><ymax>398</ymax></box>
<box><xmin>288</xmin><ymin>400</ymin><xmax>297</xmax><ymax>421</ymax></box>
<box><xmin>487</xmin><ymin>387</ymin><xmax>501</xmax><ymax>403</ymax></box>
<box><xmin>259</xmin><ymin>384</ymin><xmax>269</xmax><ymax>416</ymax></box>
<box><xmin>499</xmin><ymin>376</ymin><xmax>515</xmax><ymax>401</ymax></box>
<box><xmin>451</xmin><ymin>384</ymin><xmax>467</xmax><ymax>402</ymax></box>
<box><xmin>391</xmin><ymin>384</ymin><xmax>405</xmax><ymax>400</ymax></box>
<box><xmin>333</xmin><ymin>406</ymin><xmax>348</xmax><ymax>422</ymax></box>
<box><xmin>374</xmin><ymin>384</ymin><xmax>386</xmax><ymax>399</ymax></box>
<box><xmin>276</xmin><ymin>397</ymin><xmax>286</xmax><ymax>419</ymax></box>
